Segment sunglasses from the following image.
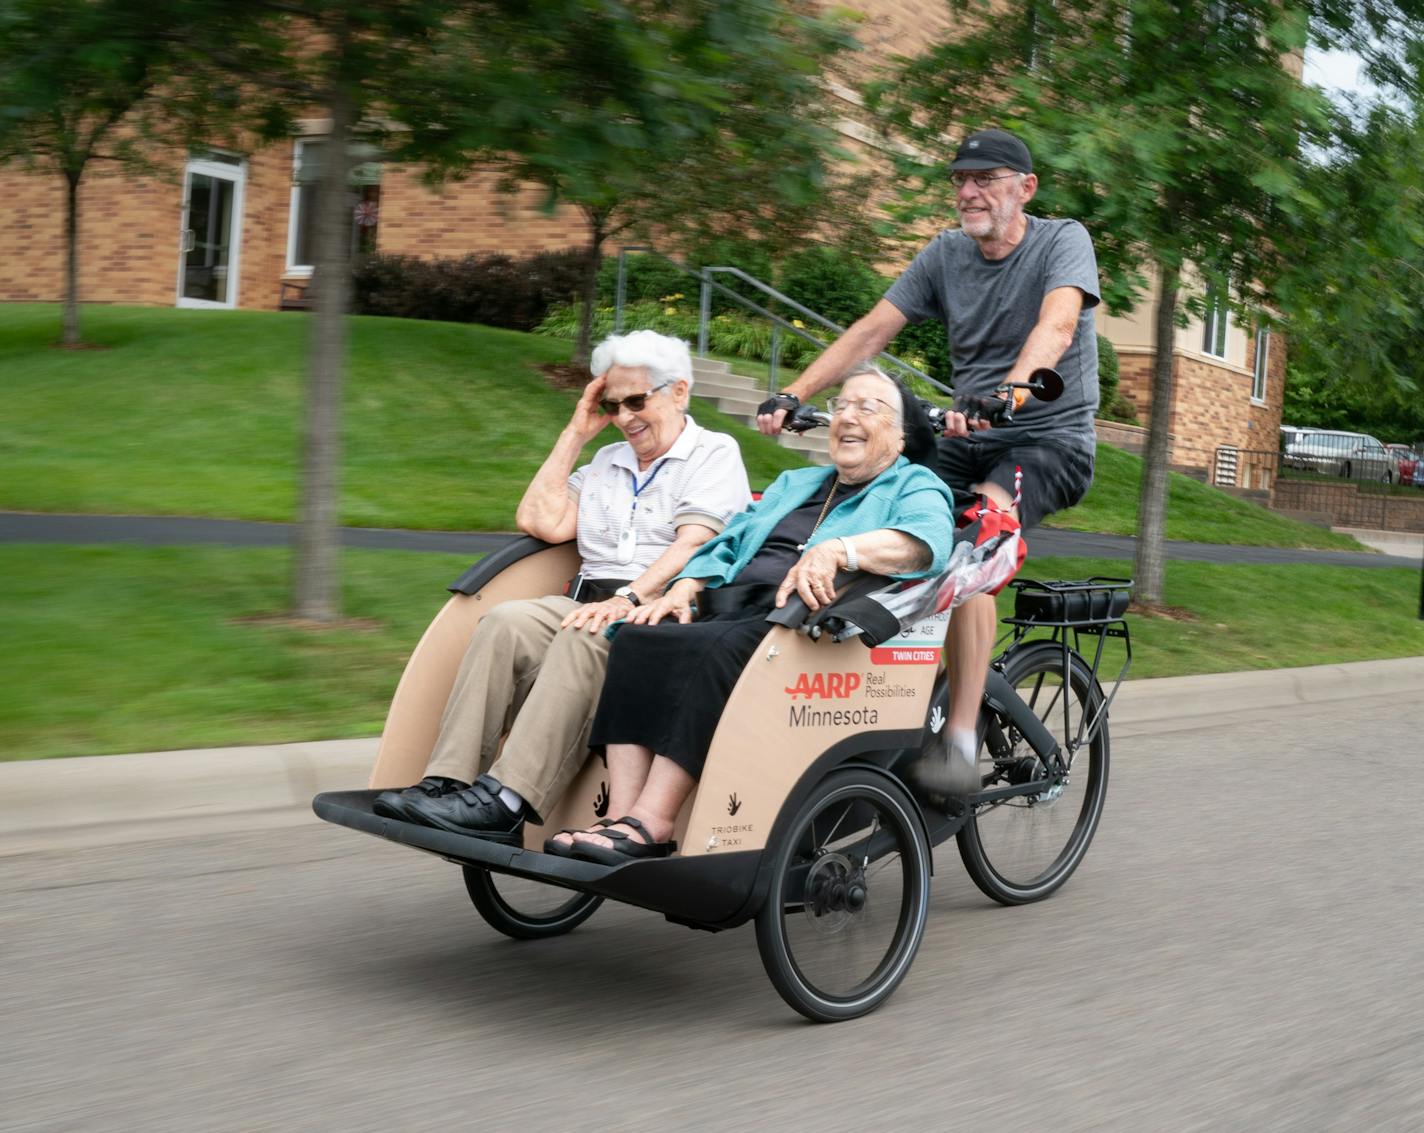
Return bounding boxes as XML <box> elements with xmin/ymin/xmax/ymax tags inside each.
<box><xmin>599</xmin><ymin>381</ymin><xmax>671</xmax><ymax>416</ymax></box>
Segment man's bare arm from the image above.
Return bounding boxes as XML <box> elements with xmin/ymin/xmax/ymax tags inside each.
<box><xmin>1004</xmin><ymin>286</ymin><xmax>1084</xmax><ymax>389</ymax></box>
<box><xmin>756</xmin><ymin>299</ymin><xmax>908</xmax><ymax>434</ymax></box>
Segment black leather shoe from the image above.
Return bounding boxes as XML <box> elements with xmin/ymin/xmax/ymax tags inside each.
<box><xmin>372</xmin><ymin>776</ymin><xmax>469</xmax><ymax>822</ymax></box>
<box><xmin>403</xmin><ymin>774</ymin><xmax>525</xmax><ymax>844</ymax></box>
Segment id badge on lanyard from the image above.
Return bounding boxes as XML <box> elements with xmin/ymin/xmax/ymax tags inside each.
<box><xmin>617</xmin><ymin>460</ymin><xmax>665</xmax><ymax>564</ymax></box>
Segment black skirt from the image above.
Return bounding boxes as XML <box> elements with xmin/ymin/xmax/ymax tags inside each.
<box><xmin>589</xmin><ymin>607</ymin><xmax>773</xmax><ymax>780</ymax></box>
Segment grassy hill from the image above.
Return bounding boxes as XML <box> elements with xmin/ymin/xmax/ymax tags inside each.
<box><xmin>0</xmin><ymin>304</ymin><xmax>1359</xmax><ymax>549</ymax></box>
<box><xmin>1</xmin><ymin>305</ymin><xmax>805</xmax><ymax>531</ymax></box>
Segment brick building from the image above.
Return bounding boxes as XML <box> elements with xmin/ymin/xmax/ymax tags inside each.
<box><xmin>0</xmin><ymin>0</ymin><xmax>1281</xmax><ymax>478</ymax></box>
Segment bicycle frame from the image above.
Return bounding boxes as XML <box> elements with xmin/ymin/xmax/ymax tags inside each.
<box><xmin>957</xmin><ymin>577</ymin><xmax>1134</xmax><ymax>811</ymax></box>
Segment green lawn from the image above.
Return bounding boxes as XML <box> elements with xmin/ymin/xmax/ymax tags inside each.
<box><xmin>1051</xmin><ymin>444</ymin><xmax>1362</xmax><ymax>549</ymax></box>
<box><xmin>4</xmin><ymin>303</ymin><xmax>1357</xmax><ymax>549</ymax></box>
<box><xmin>1</xmin><ymin>304</ymin><xmax>804</xmax><ymax>529</ymax></box>
<box><xmin>2</xmin><ymin>544</ymin><xmax>1419</xmax><ymax>760</ymax></box>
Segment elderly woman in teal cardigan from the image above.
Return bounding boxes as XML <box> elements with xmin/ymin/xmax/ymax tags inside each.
<box><xmin>547</xmin><ymin>365</ymin><xmax>955</xmax><ymax>864</ymax></box>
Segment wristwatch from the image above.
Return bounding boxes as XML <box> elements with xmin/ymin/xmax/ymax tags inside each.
<box><xmin>613</xmin><ymin>586</ymin><xmax>641</xmax><ymax>607</ymax></box>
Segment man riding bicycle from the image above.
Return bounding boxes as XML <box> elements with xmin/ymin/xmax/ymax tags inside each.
<box><xmin>756</xmin><ymin>126</ymin><xmax>1102</xmax><ymax>796</ymax></box>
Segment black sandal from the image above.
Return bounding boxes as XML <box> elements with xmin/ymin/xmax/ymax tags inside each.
<box><xmin>544</xmin><ymin>818</ymin><xmax>617</xmax><ymax>858</ymax></box>
<box><xmin>568</xmin><ymin>815</ymin><xmax>676</xmax><ymax>866</ymax></box>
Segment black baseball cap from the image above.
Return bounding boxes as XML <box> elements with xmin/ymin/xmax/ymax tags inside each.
<box><xmin>950</xmin><ymin>128</ymin><xmax>1033</xmax><ymax>173</ymax></box>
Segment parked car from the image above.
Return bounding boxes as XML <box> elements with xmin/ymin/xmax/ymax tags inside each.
<box><xmin>1283</xmin><ymin>430</ymin><xmax>1395</xmax><ymax>482</ymax></box>
<box><xmin>1384</xmin><ymin>443</ymin><xmax>1421</xmax><ymax>486</ymax></box>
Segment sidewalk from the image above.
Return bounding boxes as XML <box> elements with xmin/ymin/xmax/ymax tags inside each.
<box><xmin>4</xmin><ymin>654</ymin><xmax>1422</xmax><ymax>855</ymax></box>
<box><xmin>1334</xmin><ymin>526</ymin><xmax>1424</xmax><ymax>559</ymax></box>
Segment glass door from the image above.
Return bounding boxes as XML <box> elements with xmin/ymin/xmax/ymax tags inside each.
<box><xmin>177</xmin><ymin>156</ymin><xmax>246</xmax><ymax>308</ymax></box>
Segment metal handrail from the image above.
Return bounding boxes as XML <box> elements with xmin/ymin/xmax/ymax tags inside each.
<box><xmin>614</xmin><ymin>245</ymin><xmax>947</xmax><ymax>397</ymax></box>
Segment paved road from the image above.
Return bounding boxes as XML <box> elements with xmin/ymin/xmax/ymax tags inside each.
<box><xmin>3</xmin><ymin>511</ymin><xmax>1418</xmax><ymax>567</ymax></box>
<box><xmin>4</xmin><ymin>694</ymin><xmax>1422</xmax><ymax>1131</ymax></box>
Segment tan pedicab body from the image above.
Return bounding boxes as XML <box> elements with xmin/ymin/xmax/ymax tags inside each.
<box><xmin>315</xmin><ymin>531</ymin><xmax>1129</xmax><ymax>1022</ymax></box>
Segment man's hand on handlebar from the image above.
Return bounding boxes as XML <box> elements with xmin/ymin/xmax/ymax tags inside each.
<box><xmin>755</xmin><ymin>392</ymin><xmax>800</xmax><ymax>436</ymax></box>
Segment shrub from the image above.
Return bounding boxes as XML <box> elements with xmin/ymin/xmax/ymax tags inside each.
<box><xmin>774</xmin><ymin>246</ymin><xmax>884</xmax><ymax>327</ymax></box>
<box><xmin>1095</xmin><ymin>334</ymin><xmax>1139</xmax><ymax>423</ymax></box>
<box><xmin>535</xmin><ymin>299</ymin><xmax>823</xmax><ymax>367</ymax></box>
<box><xmin>351</xmin><ymin>249</ymin><xmax>586</xmax><ymax>331</ymax></box>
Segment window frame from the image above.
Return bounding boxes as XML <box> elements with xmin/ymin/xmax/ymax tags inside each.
<box><xmin>1251</xmin><ymin>328</ymin><xmax>1269</xmax><ymax>405</ymax></box>
<box><xmin>1201</xmin><ymin>288</ymin><xmax>1230</xmax><ymax>359</ymax></box>
<box><xmin>285</xmin><ymin>137</ymin><xmax>321</xmax><ymax>276</ymax></box>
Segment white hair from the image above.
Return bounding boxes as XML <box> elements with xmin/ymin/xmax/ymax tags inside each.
<box><xmin>843</xmin><ymin>362</ymin><xmax>904</xmax><ymax>429</ymax></box>
<box><xmin>589</xmin><ymin>330</ymin><xmax>695</xmax><ymax>391</ymax></box>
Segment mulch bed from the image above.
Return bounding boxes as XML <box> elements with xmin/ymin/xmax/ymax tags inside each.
<box><xmin>539</xmin><ymin>361</ymin><xmax>592</xmax><ymax>390</ymax></box>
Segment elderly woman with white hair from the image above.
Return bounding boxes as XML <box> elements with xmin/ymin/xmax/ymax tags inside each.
<box><xmin>375</xmin><ymin>330</ymin><xmax>751</xmax><ymax>842</ymax></box>
<box><xmin>547</xmin><ymin>364</ymin><xmax>955</xmax><ymax>864</ymax></box>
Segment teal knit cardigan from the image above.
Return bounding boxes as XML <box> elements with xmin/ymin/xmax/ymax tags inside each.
<box><xmin>677</xmin><ymin>457</ymin><xmax>955</xmax><ymax>588</ymax></box>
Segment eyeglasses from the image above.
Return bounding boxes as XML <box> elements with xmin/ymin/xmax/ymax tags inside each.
<box><xmin>950</xmin><ymin>170</ymin><xmax>1019</xmax><ymax>190</ymax></box>
<box><xmin>827</xmin><ymin>396</ymin><xmax>894</xmax><ymax>419</ymax></box>
<box><xmin>599</xmin><ymin>382</ymin><xmax>671</xmax><ymax>416</ymax></box>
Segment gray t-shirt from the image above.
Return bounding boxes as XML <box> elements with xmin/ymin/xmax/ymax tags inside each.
<box><xmin>884</xmin><ymin>215</ymin><xmax>1102</xmax><ymax>442</ymax></box>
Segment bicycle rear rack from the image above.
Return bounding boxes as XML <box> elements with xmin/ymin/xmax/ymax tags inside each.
<box><xmin>998</xmin><ymin>577</ymin><xmax>1134</xmax><ymax>755</ymax></box>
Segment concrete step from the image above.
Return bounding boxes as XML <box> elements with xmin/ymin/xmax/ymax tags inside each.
<box><xmin>691</xmin><ymin>357</ymin><xmax>732</xmax><ymax>377</ymax></box>
<box><xmin>693</xmin><ymin>373</ymin><xmax>763</xmax><ymax>399</ymax></box>
<box><xmin>693</xmin><ymin>357</ymin><xmax>830</xmax><ymax>464</ymax></box>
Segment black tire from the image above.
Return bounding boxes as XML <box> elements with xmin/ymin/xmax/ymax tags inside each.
<box><xmin>755</xmin><ymin>767</ymin><xmax>931</xmax><ymax>1022</ymax></box>
<box><xmin>958</xmin><ymin>641</ymin><xmax>1109</xmax><ymax>905</ymax></box>
<box><xmin>462</xmin><ymin>866</ymin><xmax>603</xmax><ymax>940</ymax></box>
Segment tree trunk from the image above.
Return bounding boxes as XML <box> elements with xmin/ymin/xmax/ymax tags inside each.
<box><xmin>572</xmin><ymin>209</ymin><xmax>607</xmax><ymax>370</ymax></box>
<box><xmin>293</xmin><ymin>85</ymin><xmax>355</xmax><ymax>622</ymax></box>
<box><xmin>1133</xmin><ymin>259</ymin><xmax>1180</xmax><ymax>606</ymax></box>
<box><xmin>62</xmin><ymin>170</ymin><xmax>81</xmax><ymax>346</ymax></box>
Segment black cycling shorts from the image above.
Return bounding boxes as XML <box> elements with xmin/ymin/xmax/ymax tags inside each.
<box><xmin>934</xmin><ymin>431</ymin><xmax>1095</xmax><ymax>529</ymax></box>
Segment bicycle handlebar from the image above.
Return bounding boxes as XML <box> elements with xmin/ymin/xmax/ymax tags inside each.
<box><xmin>783</xmin><ymin>368</ymin><xmax>1064</xmax><ymax>436</ymax></box>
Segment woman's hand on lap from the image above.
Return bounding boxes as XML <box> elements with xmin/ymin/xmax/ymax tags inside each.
<box><xmin>777</xmin><ymin>541</ymin><xmax>844</xmax><ymax>611</ymax></box>
<box><xmin>562</xmin><ymin>595</ymin><xmax>633</xmax><ymax>633</ymax></box>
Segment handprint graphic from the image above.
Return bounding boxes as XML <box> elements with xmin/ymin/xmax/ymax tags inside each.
<box><xmin>593</xmin><ymin>780</ymin><xmax>610</xmax><ymax>817</ymax></box>
<box><xmin>727</xmin><ymin>792</ymin><xmax>742</xmax><ymax>816</ymax></box>
<box><xmin>929</xmin><ymin>705</ymin><xmax>945</xmax><ymax>735</ymax></box>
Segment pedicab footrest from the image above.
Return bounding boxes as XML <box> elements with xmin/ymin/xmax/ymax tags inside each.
<box><xmin>312</xmin><ymin>790</ymin><xmax>763</xmax><ymax>927</ymax></box>
<box><xmin>313</xmin><ymin>790</ymin><xmax>612</xmax><ymax>885</ymax></box>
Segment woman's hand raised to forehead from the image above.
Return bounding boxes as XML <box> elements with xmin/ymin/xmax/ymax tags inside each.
<box><xmin>567</xmin><ymin>375</ymin><xmax>608</xmax><ymax>444</ymax></box>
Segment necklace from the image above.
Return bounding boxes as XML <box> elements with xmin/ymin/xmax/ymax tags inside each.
<box><xmin>796</xmin><ymin>479</ymin><xmax>842</xmax><ymax>552</ymax></box>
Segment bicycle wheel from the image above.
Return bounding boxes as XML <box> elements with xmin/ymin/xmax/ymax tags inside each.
<box><xmin>957</xmin><ymin>640</ymin><xmax>1109</xmax><ymax>905</ymax></box>
<box><xmin>462</xmin><ymin>866</ymin><xmax>603</xmax><ymax>940</ymax></box>
<box><xmin>755</xmin><ymin>767</ymin><xmax>931</xmax><ymax>1022</ymax></box>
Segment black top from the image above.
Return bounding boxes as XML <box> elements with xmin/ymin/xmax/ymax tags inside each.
<box><xmin>734</xmin><ymin>472</ymin><xmax>869</xmax><ymax>587</ymax></box>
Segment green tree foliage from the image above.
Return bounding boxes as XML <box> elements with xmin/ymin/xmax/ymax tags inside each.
<box><xmin>1278</xmin><ymin>100</ymin><xmax>1424</xmax><ymax>444</ymax></box>
<box><xmin>432</xmin><ymin>0</ymin><xmax>872</xmax><ymax>366</ymax></box>
<box><xmin>0</xmin><ymin>0</ymin><xmax>243</xmax><ymax>344</ymax></box>
<box><xmin>867</xmin><ymin>0</ymin><xmax>1423</xmax><ymax>603</ymax></box>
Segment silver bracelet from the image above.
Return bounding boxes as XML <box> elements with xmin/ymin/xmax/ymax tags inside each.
<box><xmin>838</xmin><ymin>536</ymin><xmax>859</xmax><ymax>572</ymax></box>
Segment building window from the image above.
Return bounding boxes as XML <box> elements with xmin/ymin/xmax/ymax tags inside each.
<box><xmin>1252</xmin><ymin>329</ymin><xmax>1269</xmax><ymax>403</ymax></box>
<box><xmin>286</xmin><ymin>138</ymin><xmax>382</xmax><ymax>274</ymax></box>
<box><xmin>1201</xmin><ymin>287</ymin><xmax>1229</xmax><ymax>358</ymax></box>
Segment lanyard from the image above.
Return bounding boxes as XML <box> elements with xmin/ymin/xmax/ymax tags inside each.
<box><xmin>616</xmin><ymin>459</ymin><xmax>667</xmax><ymax>563</ymax></box>
<box><xmin>628</xmin><ymin>459</ymin><xmax>667</xmax><ymax>525</ymax></box>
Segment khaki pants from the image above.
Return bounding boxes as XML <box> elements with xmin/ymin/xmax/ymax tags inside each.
<box><xmin>423</xmin><ymin>596</ymin><xmax>609</xmax><ymax>821</ymax></box>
